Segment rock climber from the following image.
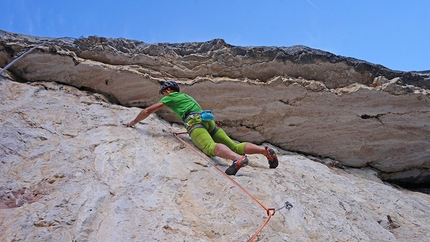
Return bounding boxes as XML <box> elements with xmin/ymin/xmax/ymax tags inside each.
<box><xmin>125</xmin><ymin>80</ymin><xmax>278</xmax><ymax>175</ymax></box>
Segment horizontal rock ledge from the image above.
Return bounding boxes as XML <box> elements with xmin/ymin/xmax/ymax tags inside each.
<box><xmin>1</xmin><ymin>30</ymin><xmax>429</xmax><ymax>187</ymax></box>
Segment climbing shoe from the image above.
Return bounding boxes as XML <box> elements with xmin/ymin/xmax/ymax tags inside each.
<box><xmin>225</xmin><ymin>156</ymin><xmax>249</xmax><ymax>175</ymax></box>
<box><xmin>265</xmin><ymin>147</ymin><xmax>278</xmax><ymax>169</ymax></box>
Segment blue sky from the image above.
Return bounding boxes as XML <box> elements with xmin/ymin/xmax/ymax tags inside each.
<box><xmin>1</xmin><ymin>0</ymin><xmax>429</xmax><ymax>72</ymax></box>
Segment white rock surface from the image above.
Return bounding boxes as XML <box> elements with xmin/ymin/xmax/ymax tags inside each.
<box><xmin>1</xmin><ymin>31</ymin><xmax>429</xmax><ymax>185</ymax></box>
<box><xmin>1</xmin><ymin>76</ymin><xmax>430</xmax><ymax>241</ymax></box>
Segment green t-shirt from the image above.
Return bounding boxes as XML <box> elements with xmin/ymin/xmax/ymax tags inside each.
<box><xmin>160</xmin><ymin>92</ymin><xmax>203</xmax><ymax>121</ymax></box>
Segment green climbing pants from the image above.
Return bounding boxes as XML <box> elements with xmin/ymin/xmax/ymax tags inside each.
<box><xmin>189</xmin><ymin>120</ymin><xmax>246</xmax><ymax>157</ymax></box>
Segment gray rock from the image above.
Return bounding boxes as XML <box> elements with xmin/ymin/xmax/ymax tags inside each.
<box><xmin>1</xmin><ymin>30</ymin><xmax>429</xmax><ymax>187</ymax></box>
<box><xmin>1</xmin><ymin>77</ymin><xmax>430</xmax><ymax>241</ymax></box>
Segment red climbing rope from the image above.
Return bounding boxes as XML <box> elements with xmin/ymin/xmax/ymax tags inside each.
<box><xmin>173</xmin><ymin>132</ymin><xmax>276</xmax><ymax>242</ymax></box>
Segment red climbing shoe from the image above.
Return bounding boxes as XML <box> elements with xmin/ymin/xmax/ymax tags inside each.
<box><xmin>266</xmin><ymin>147</ymin><xmax>278</xmax><ymax>169</ymax></box>
<box><xmin>225</xmin><ymin>155</ymin><xmax>249</xmax><ymax>175</ymax></box>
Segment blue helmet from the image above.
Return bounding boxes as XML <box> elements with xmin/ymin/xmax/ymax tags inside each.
<box><xmin>159</xmin><ymin>80</ymin><xmax>180</xmax><ymax>94</ymax></box>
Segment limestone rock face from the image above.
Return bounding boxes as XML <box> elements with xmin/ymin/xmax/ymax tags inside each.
<box><xmin>1</xmin><ymin>76</ymin><xmax>430</xmax><ymax>241</ymax></box>
<box><xmin>0</xmin><ymin>30</ymin><xmax>429</xmax><ymax>187</ymax></box>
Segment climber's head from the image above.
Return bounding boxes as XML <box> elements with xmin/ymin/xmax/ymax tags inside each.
<box><xmin>159</xmin><ymin>80</ymin><xmax>180</xmax><ymax>95</ymax></box>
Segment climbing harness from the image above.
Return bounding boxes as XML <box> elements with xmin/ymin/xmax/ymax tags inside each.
<box><xmin>173</xmin><ymin>131</ymin><xmax>292</xmax><ymax>242</ymax></box>
<box><xmin>0</xmin><ymin>36</ymin><xmax>294</xmax><ymax>240</ymax></box>
<box><xmin>183</xmin><ymin>110</ymin><xmax>218</xmax><ymax>135</ymax></box>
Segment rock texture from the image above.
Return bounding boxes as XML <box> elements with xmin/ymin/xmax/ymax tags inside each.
<box><xmin>1</xmin><ymin>76</ymin><xmax>430</xmax><ymax>241</ymax></box>
<box><xmin>0</xmin><ymin>30</ymin><xmax>429</xmax><ymax>188</ymax></box>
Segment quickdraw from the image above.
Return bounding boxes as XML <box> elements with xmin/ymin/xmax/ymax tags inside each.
<box><xmin>173</xmin><ymin>131</ymin><xmax>293</xmax><ymax>241</ymax></box>
<box><xmin>276</xmin><ymin>201</ymin><xmax>294</xmax><ymax>211</ymax></box>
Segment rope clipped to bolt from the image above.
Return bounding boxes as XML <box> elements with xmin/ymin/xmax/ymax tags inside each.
<box><xmin>1</xmin><ymin>38</ymin><xmax>293</xmax><ymax>240</ymax></box>
<box><xmin>173</xmin><ymin>131</ymin><xmax>292</xmax><ymax>241</ymax></box>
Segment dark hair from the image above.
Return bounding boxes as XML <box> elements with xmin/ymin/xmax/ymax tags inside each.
<box><xmin>159</xmin><ymin>80</ymin><xmax>180</xmax><ymax>94</ymax></box>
